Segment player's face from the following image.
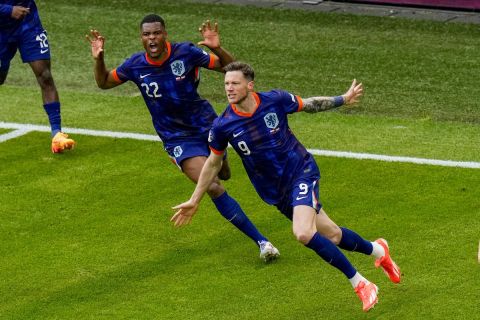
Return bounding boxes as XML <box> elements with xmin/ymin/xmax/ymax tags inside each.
<box><xmin>224</xmin><ymin>71</ymin><xmax>253</xmax><ymax>105</ymax></box>
<box><xmin>141</xmin><ymin>22</ymin><xmax>167</xmax><ymax>59</ymax></box>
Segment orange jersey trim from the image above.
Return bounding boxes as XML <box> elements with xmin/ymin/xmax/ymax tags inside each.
<box><xmin>231</xmin><ymin>92</ymin><xmax>261</xmax><ymax>117</ymax></box>
<box><xmin>208</xmin><ymin>53</ymin><xmax>216</xmax><ymax>69</ymax></box>
<box><xmin>209</xmin><ymin>146</ymin><xmax>225</xmax><ymax>155</ymax></box>
<box><xmin>145</xmin><ymin>41</ymin><xmax>172</xmax><ymax>66</ymax></box>
<box><xmin>111</xmin><ymin>69</ymin><xmax>123</xmax><ymax>83</ymax></box>
<box><xmin>296</xmin><ymin>95</ymin><xmax>304</xmax><ymax>112</ymax></box>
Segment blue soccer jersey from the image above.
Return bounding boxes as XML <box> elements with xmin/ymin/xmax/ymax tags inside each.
<box><xmin>0</xmin><ymin>1</ymin><xmax>40</xmax><ymax>30</ymax></box>
<box><xmin>0</xmin><ymin>0</ymin><xmax>51</xmax><ymax>66</ymax></box>
<box><xmin>112</xmin><ymin>41</ymin><xmax>218</xmax><ymax>144</ymax></box>
<box><xmin>209</xmin><ymin>90</ymin><xmax>320</xmax><ymax>205</ymax></box>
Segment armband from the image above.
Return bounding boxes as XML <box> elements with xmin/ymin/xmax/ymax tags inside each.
<box><xmin>333</xmin><ymin>96</ymin><xmax>344</xmax><ymax>107</ymax></box>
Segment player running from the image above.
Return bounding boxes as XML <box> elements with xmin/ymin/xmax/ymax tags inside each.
<box><xmin>172</xmin><ymin>62</ymin><xmax>401</xmax><ymax>312</ymax></box>
<box><xmin>86</xmin><ymin>15</ymin><xmax>279</xmax><ymax>262</ymax></box>
<box><xmin>0</xmin><ymin>0</ymin><xmax>75</xmax><ymax>153</ymax></box>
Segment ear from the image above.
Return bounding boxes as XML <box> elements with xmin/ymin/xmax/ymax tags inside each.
<box><xmin>247</xmin><ymin>80</ymin><xmax>255</xmax><ymax>91</ymax></box>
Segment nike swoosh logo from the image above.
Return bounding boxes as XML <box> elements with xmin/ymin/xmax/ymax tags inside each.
<box><xmin>232</xmin><ymin>131</ymin><xmax>244</xmax><ymax>138</ymax></box>
<box><xmin>40</xmin><ymin>49</ymin><xmax>49</xmax><ymax>54</ymax></box>
<box><xmin>140</xmin><ymin>73</ymin><xmax>152</xmax><ymax>79</ymax></box>
<box><xmin>296</xmin><ymin>196</ymin><xmax>307</xmax><ymax>200</ymax></box>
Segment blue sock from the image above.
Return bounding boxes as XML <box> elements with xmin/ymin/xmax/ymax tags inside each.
<box><xmin>212</xmin><ymin>192</ymin><xmax>268</xmax><ymax>246</ymax></box>
<box><xmin>43</xmin><ymin>101</ymin><xmax>62</xmax><ymax>137</ymax></box>
<box><xmin>338</xmin><ymin>227</ymin><xmax>373</xmax><ymax>255</ymax></box>
<box><xmin>306</xmin><ymin>233</ymin><xmax>356</xmax><ymax>278</ymax></box>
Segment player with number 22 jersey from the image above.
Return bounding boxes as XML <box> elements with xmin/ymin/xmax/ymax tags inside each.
<box><xmin>112</xmin><ymin>41</ymin><xmax>217</xmax><ymax>144</ymax></box>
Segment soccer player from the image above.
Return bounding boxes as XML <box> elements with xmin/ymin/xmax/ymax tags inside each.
<box><xmin>0</xmin><ymin>0</ymin><xmax>75</xmax><ymax>153</ymax></box>
<box><xmin>86</xmin><ymin>15</ymin><xmax>279</xmax><ymax>261</ymax></box>
<box><xmin>172</xmin><ymin>62</ymin><xmax>401</xmax><ymax>312</ymax></box>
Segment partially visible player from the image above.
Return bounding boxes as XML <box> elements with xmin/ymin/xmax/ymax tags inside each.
<box><xmin>0</xmin><ymin>0</ymin><xmax>75</xmax><ymax>153</ymax></box>
<box><xmin>86</xmin><ymin>15</ymin><xmax>279</xmax><ymax>261</ymax></box>
<box><xmin>172</xmin><ymin>62</ymin><xmax>401</xmax><ymax>312</ymax></box>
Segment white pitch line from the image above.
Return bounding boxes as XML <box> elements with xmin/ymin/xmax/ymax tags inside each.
<box><xmin>307</xmin><ymin>149</ymin><xmax>480</xmax><ymax>169</ymax></box>
<box><xmin>0</xmin><ymin>122</ymin><xmax>160</xmax><ymax>142</ymax></box>
<box><xmin>0</xmin><ymin>121</ymin><xmax>479</xmax><ymax>169</ymax></box>
<box><xmin>0</xmin><ymin>128</ymin><xmax>33</xmax><ymax>142</ymax></box>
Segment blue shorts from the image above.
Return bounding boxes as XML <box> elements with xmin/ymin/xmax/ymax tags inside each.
<box><xmin>275</xmin><ymin>176</ymin><xmax>322</xmax><ymax>220</ymax></box>
<box><xmin>0</xmin><ymin>23</ymin><xmax>50</xmax><ymax>70</ymax></box>
<box><xmin>164</xmin><ymin>139</ymin><xmax>227</xmax><ymax>170</ymax></box>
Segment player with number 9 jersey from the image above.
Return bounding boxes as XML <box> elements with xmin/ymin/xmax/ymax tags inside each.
<box><xmin>209</xmin><ymin>89</ymin><xmax>320</xmax><ymax>207</ymax></box>
<box><xmin>173</xmin><ymin>62</ymin><xmax>402</xmax><ymax>312</ymax></box>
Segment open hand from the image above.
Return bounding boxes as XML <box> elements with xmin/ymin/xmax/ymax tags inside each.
<box><xmin>343</xmin><ymin>79</ymin><xmax>363</xmax><ymax>105</ymax></box>
<box><xmin>198</xmin><ymin>20</ymin><xmax>220</xmax><ymax>49</ymax></box>
<box><xmin>85</xmin><ymin>29</ymin><xmax>105</xmax><ymax>60</ymax></box>
<box><xmin>171</xmin><ymin>200</ymin><xmax>199</xmax><ymax>227</ymax></box>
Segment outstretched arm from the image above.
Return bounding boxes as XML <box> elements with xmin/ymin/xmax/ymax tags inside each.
<box><xmin>302</xmin><ymin>79</ymin><xmax>363</xmax><ymax>113</ymax></box>
<box><xmin>198</xmin><ymin>20</ymin><xmax>234</xmax><ymax>72</ymax></box>
<box><xmin>86</xmin><ymin>29</ymin><xmax>121</xmax><ymax>89</ymax></box>
<box><xmin>171</xmin><ymin>152</ymin><xmax>224</xmax><ymax>227</ymax></box>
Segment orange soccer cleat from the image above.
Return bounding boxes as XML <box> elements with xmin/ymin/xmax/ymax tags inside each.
<box><xmin>355</xmin><ymin>281</ymin><xmax>379</xmax><ymax>312</ymax></box>
<box><xmin>375</xmin><ymin>238</ymin><xmax>401</xmax><ymax>284</ymax></box>
<box><xmin>51</xmin><ymin>132</ymin><xmax>76</xmax><ymax>153</ymax></box>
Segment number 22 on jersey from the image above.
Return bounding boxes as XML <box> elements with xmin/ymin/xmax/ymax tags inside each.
<box><xmin>141</xmin><ymin>82</ymin><xmax>162</xmax><ymax>98</ymax></box>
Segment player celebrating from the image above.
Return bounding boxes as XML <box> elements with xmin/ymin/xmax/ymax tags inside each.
<box><xmin>172</xmin><ymin>62</ymin><xmax>401</xmax><ymax>312</ymax></box>
<box><xmin>0</xmin><ymin>0</ymin><xmax>75</xmax><ymax>153</ymax></box>
<box><xmin>86</xmin><ymin>15</ymin><xmax>279</xmax><ymax>261</ymax></box>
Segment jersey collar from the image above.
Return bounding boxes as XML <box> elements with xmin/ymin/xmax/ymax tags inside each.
<box><xmin>231</xmin><ymin>92</ymin><xmax>261</xmax><ymax>117</ymax></box>
<box><xmin>145</xmin><ymin>41</ymin><xmax>171</xmax><ymax>66</ymax></box>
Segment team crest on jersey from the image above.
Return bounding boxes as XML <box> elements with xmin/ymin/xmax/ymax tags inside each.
<box><xmin>173</xmin><ymin>146</ymin><xmax>183</xmax><ymax>158</ymax></box>
<box><xmin>264</xmin><ymin>113</ymin><xmax>279</xmax><ymax>129</ymax></box>
<box><xmin>170</xmin><ymin>60</ymin><xmax>185</xmax><ymax>77</ymax></box>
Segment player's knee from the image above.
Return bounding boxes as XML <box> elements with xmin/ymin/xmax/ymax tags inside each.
<box><xmin>323</xmin><ymin>226</ymin><xmax>342</xmax><ymax>245</ymax></box>
<box><xmin>294</xmin><ymin>230</ymin><xmax>314</xmax><ymax>245</ymax></box>
<box><xmin>218</xmin><ymin>160</ymin><xmax>231</xmax><ymax>181</ymax></box>
<box><xmin>207</xmin><ymin>181</ymin><xmax>225</xmax><ymax>198</ymax></box>
<box><xmin>36</xmin><ymin>68</ymin><xmax>55</xmax><ymax>88</ymax></box>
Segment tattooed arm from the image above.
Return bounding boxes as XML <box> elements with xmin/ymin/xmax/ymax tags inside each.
<box><xmin>302</xmin><ymin>79</ymin><xmax>363</xmax><ymax>113</ymax></box>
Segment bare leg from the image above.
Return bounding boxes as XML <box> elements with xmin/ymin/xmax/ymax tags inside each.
<box><xmin>181</xmin><ymin>156</ymin><xmax>225</xmax><ymax>198</ymax></box>
<box><xmin>181</xmin><ymin>156</ymin><xmax>274</xmax><ymax>252</ymax></box>
<box><xmin>314</xmin><ymin>208</ymin><xmax>343</xmax><ymax>245</ymax></box>
<box><xmin>218</xmin><ymin>157</ymin><xmax>231</xmax><ymax>180</ymax></box>
<box><xmin>29</xmin><ymin>59</ymin><xmax>75</xmax><ymax>152</ymax></box>
<box><xmin>29</xmin><ymin>59</ymin><xmax>59</xmax><ymax>104</ymax></box>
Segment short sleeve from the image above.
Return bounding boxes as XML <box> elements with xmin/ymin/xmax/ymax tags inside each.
<box><xmin>113</xmin><ymin>58</ymin><xmax>132</xmax><ymax>83</ymax></box>
<box><xmin>187</xmin><ymin>43</ymin><xmax>215</xmax><ymax>69</ymax></box>
<box><xmin>272</xmin><ymin>89</ymin><xmax>303</xmax><ymax>114</ymax></box>
<box><xmin>208</xmin><ymin>118</ymin><xmax>229</xmax><ymax>155</ymax></box>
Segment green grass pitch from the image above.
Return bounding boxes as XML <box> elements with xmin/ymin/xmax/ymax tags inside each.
<box><xmin>0</xmin><ymin>0</ymin><xmax>479</xmax><ymax>318</ymax></box>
